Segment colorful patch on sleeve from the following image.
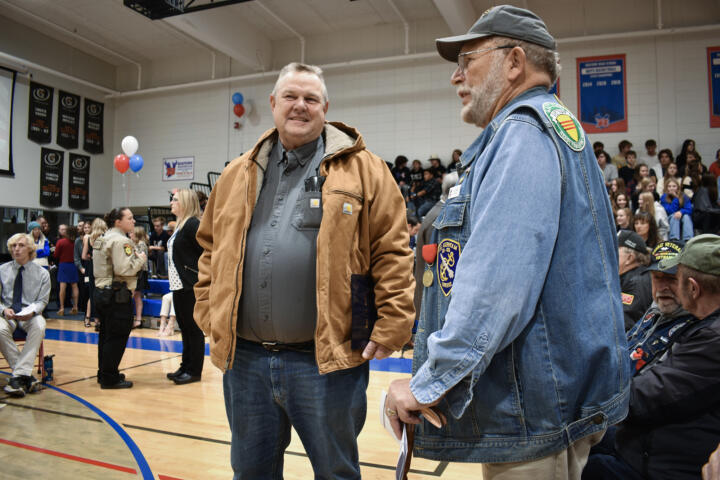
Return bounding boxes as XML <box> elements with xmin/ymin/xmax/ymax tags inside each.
<box><xmin>542</xmin><ymin>102</ymin><xmax>586</xmax><ymax>152</ymax></box>
<box><xmin>621</xmin><ymin>292</ymin><xmax>634</xmax><ymax>305</ymax></box>
<box><xmin>123</xmin><ymin>243</ymin><xmax>133</xmax><ymax>256</ymax></box>
<box><xmin>437</xmin><ymin>239</ymin><xmax>461</xmax><ymax>297</ymax></box>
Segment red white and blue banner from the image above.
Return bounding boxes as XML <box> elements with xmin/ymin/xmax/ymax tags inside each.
<box><xmin>708</xmin><ymin>46</ymin><xmax>720</xmax><ymax>128</ymax></box>
<box><xmin>576</xmin><ymin>54</ymin><xmax>627</xmax><ymax>133</ymax></box>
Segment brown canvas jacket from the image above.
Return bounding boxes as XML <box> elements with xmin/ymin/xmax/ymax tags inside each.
<box><xmin>194</xmin><ymin>121</ymin><xmax>415</xmax><ymax>374</ymax></box>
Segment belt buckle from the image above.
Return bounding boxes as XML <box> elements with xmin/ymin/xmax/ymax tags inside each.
<box><xmin>261</xmin><ymin>342</ymin><xmax>280</xmax><ymax>352</ymax></box>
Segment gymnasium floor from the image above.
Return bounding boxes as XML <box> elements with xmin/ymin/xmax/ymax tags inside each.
<box><xmin>0</xmin><ymin>317</ymin><xmax>480</xmax><ymax>479</ymax></box>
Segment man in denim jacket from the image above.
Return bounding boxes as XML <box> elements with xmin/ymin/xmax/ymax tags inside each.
<box><xmin>386</xmin><ymin>5</ymin><xmax>629</xmax><ymax>478</ymax></box>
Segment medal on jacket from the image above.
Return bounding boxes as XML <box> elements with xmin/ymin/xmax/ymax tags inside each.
<box><xmin>423</xmin><ymin>268</ymin><xmax>434</xmax><ymax>287</ymax></box>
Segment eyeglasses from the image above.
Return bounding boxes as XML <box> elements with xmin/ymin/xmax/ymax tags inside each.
<box><xmin>456</xmin><ymin>45</ymin><xmax>515</xmax><ymax>74</ymax></box>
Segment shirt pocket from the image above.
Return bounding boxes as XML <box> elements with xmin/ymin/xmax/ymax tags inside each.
<box><xmin>433</xmin><ymin>194</ymin><xmax>470</xmax><ymax>230</ymax></box>
<box><xmin>291</xmin><ymin>191</ymin><xmax>323</xmax><ymax>230</ymax></box>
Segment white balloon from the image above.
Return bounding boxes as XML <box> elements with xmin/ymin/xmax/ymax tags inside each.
<box><xmin>121</xmin><ymin>136</ymin><xmax>139</xmax><ymax>156</ymax></box>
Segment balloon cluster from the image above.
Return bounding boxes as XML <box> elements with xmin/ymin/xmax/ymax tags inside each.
<box><xmin>232</xmin><ymin>92</ymin><xmax>245</xmax><ymax>118</ymax></box>
<box><xmin>114</xmin><ymin>136</ymin><xmax>144</xmax><ymax>174</ymax></box>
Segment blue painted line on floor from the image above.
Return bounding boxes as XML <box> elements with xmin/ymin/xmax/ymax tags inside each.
<box><xmin>43</xmin><ymin>328</ymin><xmax>413</xmax><ymax>373</ymax></box>
<box><xmin>0</xmin><ymin>370</ymin><xmax>154</xmax><ymax>479</ymax></box>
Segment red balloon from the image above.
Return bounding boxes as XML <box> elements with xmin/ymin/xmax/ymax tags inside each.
<box><xmin>114</xmin><ymin>154</ymin><xmax>130</xmax><ymax>174</ymax></box>
<box><xmin>233</xmin><ymin>103</ymin><xmax>245</xmax><ymax>118</ymax></box>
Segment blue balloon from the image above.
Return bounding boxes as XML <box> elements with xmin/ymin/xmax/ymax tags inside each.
<box><xmin>129</xmin><ymin>154</ymin><xmax>144</xmax><ymax>173</ymax></box>
<box><xmin>232</xmin><ymin>92</ymin><xmax>244</xmax><ymax>105</ymax></box>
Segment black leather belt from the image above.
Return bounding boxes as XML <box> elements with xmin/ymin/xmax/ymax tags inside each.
<box><xmin>239</xmin><ymin>337</ymin><xmax>314</xmax><ymax>353</ymax></box>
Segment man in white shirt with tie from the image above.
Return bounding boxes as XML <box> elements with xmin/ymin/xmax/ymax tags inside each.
<box><xmin>0</xmin><ymin>233</ymin><xmax>50</xmax><ymax>397</ymax></box>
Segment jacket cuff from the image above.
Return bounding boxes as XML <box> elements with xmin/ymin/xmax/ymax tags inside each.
<box><xmin>409</xmin><ymin>363</ymin><xmax>448</xmax><ymax>404</ymax></box>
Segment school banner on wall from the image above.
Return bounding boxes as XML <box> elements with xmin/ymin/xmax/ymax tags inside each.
<box><xmin>68</xmin><ymin>153</ymin><xmax>90</xmax><ymax>210</ymax></box>
<box><xmin>708</xmin><ymin>46</ymin><xmax>720</xmax><ymax>128</ymax></box>
<box><xmin>162</xmin><ymin>156</ymin><xmax>194</xmax><ymax>181</ymax></box>
<box><xmin>28</xmin><ymin>81</ymin><xmax>54</xmax><ymax>144</ymax></box>
<box><xmin>57</xmin><ymin>90</ymin><xmax>80</xmax><ymax>149</ymax></box>
<box><xmin>39</xmin><ymin>147</ymin><xmax>64</xmax><ymax>208</ymax></box>
<box><xmin>83</xmin><ymin>98</ymin><xmax>104</xmax><ymax>154</ymax></box>
<box><xmin>576</xmin><ymin>54</ymin><xmax>627</xmax><ymax>133</ymax></box>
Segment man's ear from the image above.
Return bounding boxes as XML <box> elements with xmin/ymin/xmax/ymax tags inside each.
<box><xmin>270</xmin><ymin>95</ymin><xmax>276</xmax><ymax>111</ymax></box>
<box><xmin>506</xmin><ymin>46</ymin><xmax>526</xmax><ymax>82</ymax></box>
<box><xmin>688</xmin><ymin>277</ymin><xmax>701</xmax><ymax>299</ymax></box>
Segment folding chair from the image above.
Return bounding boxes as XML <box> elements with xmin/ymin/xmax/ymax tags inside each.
<box><xmin>0</xmin><ymin>325</ymin><xmax>45</xmax><ymax>380</ymax></box>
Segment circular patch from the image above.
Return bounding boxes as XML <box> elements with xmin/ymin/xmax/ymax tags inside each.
<box><xmin>542</xmin><ymin>102</ymin><xmax>586</xmax><ymax>152</ymax></box>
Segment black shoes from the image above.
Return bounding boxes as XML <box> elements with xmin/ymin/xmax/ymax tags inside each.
<box><xmin>101</xmin><ymin>379</ymin><xmax>133</xmax><ymax>389</ymax></box>
<box><xmin>4</xmin><ymin>377</ymin><xmax>26</xmax><ymax>397</ymax></box>
<box><xmin>97</xmin><ymin>373</ymin><xmax>125</xmax><ymax>384</ymax></box>
<box><xmin>173</xmin><ymin>373</ymin><xmax>201</xmax><ymax>385</ymax></box>
<box><xmin>23</xmin><ymin>375</ymin><xmax>41</xmax><ymax>393</ymax></box>
<box><xmin>166</xmin><ymin>368</ymin><xmax>184</xmax><ymax>380</ymax></box>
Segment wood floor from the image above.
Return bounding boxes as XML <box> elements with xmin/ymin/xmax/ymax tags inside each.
<box><xmin>0</xmin><ymin>318</ymin><xmax>481</xmax><ymax>479</ymax></box>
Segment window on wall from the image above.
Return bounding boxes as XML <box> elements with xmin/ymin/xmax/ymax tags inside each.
<box><xmin>0</xmin><ymin>67</ymin><xmax>15</xmax><ymax>176</ymax></box>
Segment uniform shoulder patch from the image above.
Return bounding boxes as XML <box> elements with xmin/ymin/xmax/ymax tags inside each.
<box><xmin>621</xmin><ymin>292</ymin><xmax>635</xmax><ymax>305</ymax></box>
<box><xmin>123</xmin><ymin>243</ymin><xmax>133</xmax><ymax>256</ymax></box>
<box><xmin>542</xmin><ymin>102</ymin><xmax>586</xmax><ymax>152</ymax></box>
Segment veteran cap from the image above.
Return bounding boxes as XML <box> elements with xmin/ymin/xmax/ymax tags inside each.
<box><xmin>435</xmin><ymin>5</ymin><xmax>556</xmax><ymax>63</ymax></box>
<box><xmin>618</xmin><ymin>230</ymin><xmax>648</xmax><ymax>255</ymax></box>
<box><xmin>659</xmin><ymin>234</ymin><xmax>720</xmax><ymax>276</ymax></box>
<box><xmin>647</xmin><ymin>240</ymin><xmax>684</xmax><ymax>274</ymax></box>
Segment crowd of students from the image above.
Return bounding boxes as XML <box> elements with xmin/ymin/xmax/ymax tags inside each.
<box><xmin>600</xmin><ymin>138</ymin><xmax>720</xmax><ymax>249</ymax></box>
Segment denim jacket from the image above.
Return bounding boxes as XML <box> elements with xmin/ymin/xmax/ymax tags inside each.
<box><xmin>411</xmin><ymin>87</ymin><xmax>630</xmax><ymax>463</ymax></box>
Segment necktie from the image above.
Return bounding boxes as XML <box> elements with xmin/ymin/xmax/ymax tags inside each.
<box><xmin>12</xmin><ymin>266</ymin><xmax>24</xmax><ymax>312</ymax></box>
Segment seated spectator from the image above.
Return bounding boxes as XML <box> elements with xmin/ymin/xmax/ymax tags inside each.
<box><xmin>148</xmin><ymin>217</ymin><xmax>170</xmax><ymax>278</ymax></box>
<box><xmin>633</xmin><ymin>212</ymin><xmax>660</xmax><ymax>250</ymax></box>
<box><xmin>593</xmin><ymin>141</ymin><xmax>605</xmax><ymax>155</ymax></box>
<box><xmin>682</xmin><ymin>152</ymin><xmax>705</xmax><ymax>199</ymax></box>
<box><xmin>427</xmin><ymin>155</ymin><xmax>446</xmax><ymax>180</ymax></box>
<box><xmin>158</xmin><ymin>292</ymin><xmax>176</xmax><ymax>337</ymax></box>
<box><xmin>661</xmin><ymin>178</ymin><xmax>694</xmax><ymax>240</ymax></box>
<box><xmin>609</xmin><ymin>177</ymin><xmax>626</xmax><ymax>202</ymax></box>
<box><xmin>391</xmin><ymin>155</ymin><xmax>411</xmax><ymax>189</ymax></box>
<box><xmin>407</xmin><ymin>215</ymin><xmax>419</xmax><ymax>250</ymax></box>
<box><xmin>637</xmin><ymin>191</ymin><xmax>670</xmax><ymax>241</ymax></box>
<box><xmin>658</xmin><ymin>161</ymin><xmax>681</xmax><ymax>196</ymax></box>
<box><xmin>639</xmin><ymin>139</ymin><xmax>660</xmax><ymax>177</ymax></box>
<box><xmin>613</xmin><ymin>193</ymin><xmax>629</xmax><ymax>212</ymax></box>
<box><xmin>615</xmin><ymin>207</ymin><xmax>633</xmax><ymax>231</ymax></box>
<box><xmin>631</xmin><ymin>177</ymin><xmax>659</xmax><ymax>212</ymax></box>
<box><xmin>0</xmin><ymin>233</ymin><xmax>50</xmax><ymax>397</ymax></box>
<box><xmin>412</xmin><ymin>169</ymin><xmax>441</xmax><ymax>218</ymax></box>
<box><xmin>619</xmin><ymin>151</ymin><xmax>639</xmax><ymax>193</ymax></box>
<box><xmin>709</xmin><ymin>148</ymin><xmax>720</xmax><ymax>179</ymax></box>
<box><xmin>613</xmin><ymin>139</ymin><xmax>632</xmax><ymax>169</ymax></box>
<box><xmin>27</xmin><ymin>221</ymin><xmax>49</xmax><ymax>268</ymax></box>
<box><xmin>617</xmin><ymin>230</ymin><xmax>653</xmax><ymax>331</ymax></box>
<box><xmin>408</xmin><ymin>159</ymin><xmax>424</xmax><ymax>196</ymax></box>
<box><xmin>692</xmin><ymin>173</ymin><xmax>720</xmax><ymax>234</ymax></box>
<box><xmin>597</xmin><ymin>150</ymin><xmax>618</xmax><ymax>188</ymax></box>
<box><xmin>447</xmin><ymin>149</ymin><xmax>462</xmax><ymax>173</ymax></box>
<box><xmin>583</xmin><ymin>234</ymin><xmax>720</xmax><ymax>480</ymax></box>
<box><xmin>676</xmin><ymin>138</ymin><xmax>701</xmax><ymax>177</ymax></box>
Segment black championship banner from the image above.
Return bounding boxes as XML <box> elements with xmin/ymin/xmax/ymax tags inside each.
<box><xmin>57</xmin><ymin>90</ymin><xmax>80</xmax><ymax>149</ymax></box>
<box><xmin>83</xmin><ymin>98</ymin><xmax>104</xmax><ymax>154</ymax></box>
<box><xmin>68</xmin><ymin>153</ymin><xmax>90</xmax><ymax>210</ymax></box>
<box><xmin>28</xmin><ymin>81</ymin><xmax>54</xmax><ymax>144</ymax></box>
<box><xmin>39</xmin><ymin>147</ymin><xmax>64</xmax><ymax>208</ymax></box>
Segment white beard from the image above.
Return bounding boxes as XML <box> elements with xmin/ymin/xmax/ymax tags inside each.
<box><xmin>461</xmin><ymin>55</ymin><xmax>505</xmax><ymax>126</ymax></box>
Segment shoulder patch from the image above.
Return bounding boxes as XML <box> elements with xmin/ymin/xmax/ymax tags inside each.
<box><xmin>123</xmin><ymin>243</ymin><xmax>133</xmax><ymax>256</ymax></box>
<box><xmin>621</xmin><ymin>292</ymin><xmax>635</xmax><ymax>305</ymax></box>
<box><xmin>542</xmin><ymin>102</ymin><xmax>586</xmax><ymax>152</ymax></box>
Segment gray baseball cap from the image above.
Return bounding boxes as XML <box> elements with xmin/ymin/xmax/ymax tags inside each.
<box><xmin>435</xmin><ymin>5</ymin><xmax>556</xmax><ymax>63</ymax></box>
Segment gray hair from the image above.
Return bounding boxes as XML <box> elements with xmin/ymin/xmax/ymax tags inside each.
<box><xmin>271</xmin><ymin>62</ymin><xmax>329</xmax><ymax>105</ymax></box>
<box><xmin>441</xmin><ymin>171</ymin><xmax>459</xmax><ymax>201</ymax></box>
<box><xmin>494</xmin><ymin>37</ymin><xmax>561</xmax><ymax>86</ymax></box>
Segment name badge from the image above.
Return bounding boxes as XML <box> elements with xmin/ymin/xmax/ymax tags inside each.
<box><xmin>448</xmin><ymin>185</ymin><xmax>461</xmax><ymax>199</ymax></box>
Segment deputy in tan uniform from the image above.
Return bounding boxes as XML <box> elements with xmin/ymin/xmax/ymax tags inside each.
<box><xmin>93</xmin><ymin>207</ymin><xmax>147</xmax><ymax>389</ymax></box>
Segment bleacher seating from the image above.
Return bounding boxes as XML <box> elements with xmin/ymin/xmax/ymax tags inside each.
<box><xmin>207</xmin><ymin>171</ymin><xmax>221</xmax><ymax>190</ymax></box>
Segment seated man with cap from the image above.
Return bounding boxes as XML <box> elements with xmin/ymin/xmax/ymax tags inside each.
<box><xmin>618</xmin><ymin>230</ymin><xmax>653</xmax><ymax>330</ymax></box>
<box><xmin>584</xmin><ymin>234</ymin><xmax>720</xmax><ymax>480</ymax></box>
<box><xmin>0</xmin><ymin>233</ymin><xmax>50</xmax><ymax>397</ymax></box>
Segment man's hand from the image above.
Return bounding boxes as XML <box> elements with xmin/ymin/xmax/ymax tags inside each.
<box><xmin>362</xmin><ymin>340</ymin><xmax>392</xmax><ymax>360</ymax></box>
<box><xmin>385</xmin><ymin>378</ymin><xmax>439</xmax><ymax>440</ymax></box>
<box><xmin>703</xmin><ymin>442</ymin><xmax>720</xmax><ymax>479</ymax></box>
<box><xmin>2</xmin><ymin>308</ymin><xmax>15</xmax><ymax>320</ymax></box>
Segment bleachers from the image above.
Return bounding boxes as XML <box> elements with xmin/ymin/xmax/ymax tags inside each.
<box><xmin>141</xmin><ymin>278</ymin><xmax>170</xmax><ymax>318</ymax></box>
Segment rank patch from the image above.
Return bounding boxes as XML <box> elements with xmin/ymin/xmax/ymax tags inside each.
<box><xmin>437</xmin><ymin>239</ymin><xmax>461</xmax><ymax>297</ymax></box>
<box><xmin>542</xmin><ymin>102</ymin><xmax>586</xmax><ymax>152</ymax></box>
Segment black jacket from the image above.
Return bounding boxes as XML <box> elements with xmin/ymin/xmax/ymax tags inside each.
<box><xmin>616</xmin><ymin>309</ymin><xmax>720</xmax><ymax>479</ymax></box>
<box><xmin>620</xmin><ymin>266</ymin><xmax>653</xmax><ymax>331</ymax></box>
<box><xmin>171</xmin><ymin>217</ymin><xmax>203</xmax><ymax>290</ymax></box>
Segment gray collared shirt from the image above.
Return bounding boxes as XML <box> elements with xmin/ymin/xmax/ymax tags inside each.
<box><xmin>237</xmin><ymin>135</ymin><xmax>325</xmax><ymax>343</ymax></box>
<box><xmin>0</xmin><ymin>260</ymin><xmax>51</xmax><ymax>317</ymax></box>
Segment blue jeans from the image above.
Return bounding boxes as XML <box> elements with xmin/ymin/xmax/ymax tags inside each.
<box><xmin>669</xmin><ymin>213</ymin><xmax>694</xmax><ymax>240</ymax></box>
<box><xmin>223</xmin><ymin>338</ymin><xmax>369</xmax><ymax>480</ymax></box>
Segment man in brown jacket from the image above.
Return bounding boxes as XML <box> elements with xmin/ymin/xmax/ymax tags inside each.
<box><xmin>194</xmin><ymin>62</ymin><xmax>415</xmax><ymax>479</ymax></box>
